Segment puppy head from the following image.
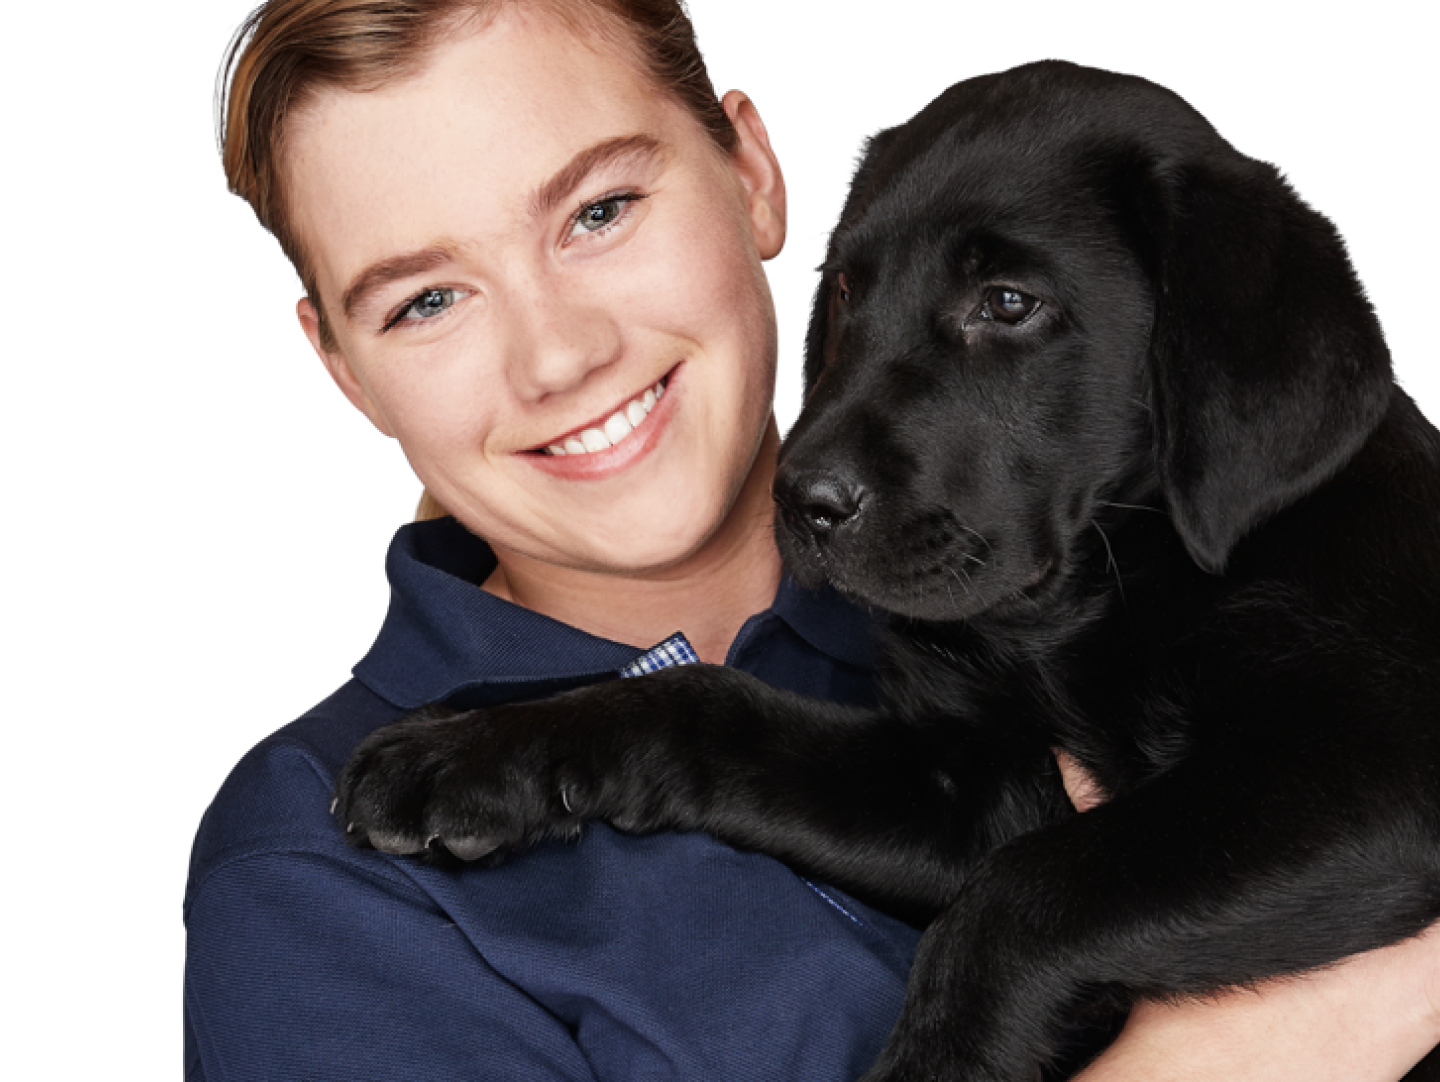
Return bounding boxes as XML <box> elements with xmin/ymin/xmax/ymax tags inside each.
<box><xmin>777</xmin><ymin>61</ymin><xmax>1392</xmax><ymax>619</ymax></box>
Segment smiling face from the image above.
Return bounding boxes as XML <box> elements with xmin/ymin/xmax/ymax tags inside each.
<box><xmin>286</xmin><ymin>7</ymin><xmax>785</xmax><ymax>580</ymax></box>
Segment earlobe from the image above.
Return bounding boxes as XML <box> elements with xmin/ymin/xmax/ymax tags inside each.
<box><xmin>297</xmin><ymin>297</ymin><xmax>395</xmax><ymax>438</ymax></box>
<box><xmin>721</xmin><ymin>90</ymin><xmax>787</xmax><ymax>260</ymax></box>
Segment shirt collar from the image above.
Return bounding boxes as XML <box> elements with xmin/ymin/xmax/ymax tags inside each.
<box><xmin>767</xmin><ymin>573</ymin><xmax>877</xmax><ymax>670</ymax></box>
<box><xmin>354</xmin><ymin>517</ymin><xmax>876</xmax><ymax>708</ymax></box>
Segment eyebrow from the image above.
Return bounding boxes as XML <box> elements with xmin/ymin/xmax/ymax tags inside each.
<box><xmin>341</xmin><ymin>244</ymin><xmax>462</xmax><ymax>321</ymax></box>
<box><xmin>528</xmin><ymin>133</ymin><xmax>664</xmax><ymax>219</ymax></box>
<box><xmin>338</xmin><ymin>134</ymin><xmax>664</xmax><ymax>324</ymax></box>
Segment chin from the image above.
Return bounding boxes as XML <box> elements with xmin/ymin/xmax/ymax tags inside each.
<box><xmin>631</xmin><ymin>516</ymin><xmax>730</xmax><ymax>573</ymax></box>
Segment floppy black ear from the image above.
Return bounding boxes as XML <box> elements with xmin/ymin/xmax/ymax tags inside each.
<box><xmin>1140</xmin><ymin>153</ymin><xmax>1393</xmax><ymax>572</ymax></box>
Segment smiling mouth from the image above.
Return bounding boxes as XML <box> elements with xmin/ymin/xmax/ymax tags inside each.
<box><xmin>535</xmin><ymin>374</ymin><xmax>668</xmax><ymax>457</ymax></box>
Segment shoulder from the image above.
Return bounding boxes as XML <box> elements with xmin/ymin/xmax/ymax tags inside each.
<box><xmin>184</xmin><ymin>680</ymin><xmax>401</xmax><ymax>908</ymax></box>
<box><xmin>182</xmin><ymin>682</ymin><xmax>602</xmax><ymax>1081</ymax></box>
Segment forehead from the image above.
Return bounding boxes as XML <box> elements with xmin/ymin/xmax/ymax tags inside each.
<box><xmin>283</xmin><ymin>7</ymin><xmax>692</xmax><ymax>288</ymax></box>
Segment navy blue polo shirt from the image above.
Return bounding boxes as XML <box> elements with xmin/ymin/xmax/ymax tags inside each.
<box><xmin>184</xmin><ymin>518</ymin><xmax>920</xmax><ymax>1082</ymax></box>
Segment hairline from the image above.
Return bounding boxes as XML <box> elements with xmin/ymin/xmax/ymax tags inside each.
<box><xmin>271</xmin><ymin>2</ymin><xmax>729</xmax><ymax>344</ymax></box>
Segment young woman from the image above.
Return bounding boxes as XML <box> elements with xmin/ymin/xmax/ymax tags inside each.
<box><xmin>186</xmin><ymin>1</ymin><xmax>1440</xmax><ymax>1078</ymax></box>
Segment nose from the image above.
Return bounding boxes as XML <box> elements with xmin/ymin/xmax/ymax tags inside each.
<box><xmin>504</xmin><ymin>280</ymin><xmax>623</xmax><ymax>401</ymax></box>
<box><xmin>774</xmin><ymin>466</ymin><xmax>867</xmax><ymax>539</ymax></box>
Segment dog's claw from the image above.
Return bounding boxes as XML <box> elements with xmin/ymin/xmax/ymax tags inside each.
<box><xmin>443</xmin><ymin>835</ymin><xmax>503</xmax><ymax>862</ymax></box>
<box><xmin>368</xmin><ymin>830</ymin><xmax>430</xmax><ymax>855</ymax></box>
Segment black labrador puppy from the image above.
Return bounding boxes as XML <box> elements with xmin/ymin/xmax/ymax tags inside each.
<box><xmin>335</xmin><ymin>62</ymin><xmax>1440</xmax><ymax>1080</ymax></box>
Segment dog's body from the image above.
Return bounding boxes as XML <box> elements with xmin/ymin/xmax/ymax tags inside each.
<box><xmin>335</xmin><ymin>63</ymin><xmax>1440</xmax><ymax>1080</ymax></box>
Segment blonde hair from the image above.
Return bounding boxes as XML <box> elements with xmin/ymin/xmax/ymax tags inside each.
<box><xmin>414</xmin><ymin>489</ymin><xmax>452</xmax><ymax>521</ymax></box>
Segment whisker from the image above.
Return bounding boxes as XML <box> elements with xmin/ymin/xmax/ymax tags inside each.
<box><xmin>1098</xmin><ymin>500</ymin><xmax>1165</xmax><ymax>516</ymax></box>
<box><xmin>1090</xmin><ymin>518</ymin><xmax>1126</xmax><ymax>607</ymax></box>
<box><xmin>958</xmin><ymin>524</ymin><xmax>993</xmax><ymax>552</ymax></box>
<box><xmin>946</xmin><ymin>566</ymin><xmax>974</xmax><ymax>616</ymax></box>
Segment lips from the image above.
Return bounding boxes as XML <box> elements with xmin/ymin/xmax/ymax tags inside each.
<box><xmin>538</xmin><ymin>375</ymin><xmax>667</xmax><ymax>456</ymax></box>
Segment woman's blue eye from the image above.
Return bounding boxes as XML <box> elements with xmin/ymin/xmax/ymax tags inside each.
<box><xmin>405</xmin><ymin>288</ymin><xmax>457</xmax><ymax>320</ymax></box>
<box><xmin>381</xmin><ymin>287</ymin><xmax>467</xmax><ymax>333</ymax></box>
<box><xmin>581</xmin><ymin>200</ymin><xmax>622</xmax><ymax>230</ymax></box>
<box><xmin>569</xmin><ymin>194</ymin><xmax>642</xmax><ymax>239</ymax></box>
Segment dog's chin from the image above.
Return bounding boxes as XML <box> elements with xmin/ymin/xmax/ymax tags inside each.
<box><xmin>981</xmin><ymin>555</ymin><xmax>1063</xmax><ymax>617</ymax></box>
<box><xmin>853</xmin><ymin>566</ymin><xmax>1053</xmax><ymax>623</ymax></box>
<box><xmin>778</xmin><ymin>525</ymin><xmax>1056</xmax><ymax>623</ymax></box>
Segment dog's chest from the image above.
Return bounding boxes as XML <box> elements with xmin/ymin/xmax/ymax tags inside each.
<box><xmin>880</xmin><ymin>584</ymin><xmax>1221</xmax><ymax>791</ymax></box>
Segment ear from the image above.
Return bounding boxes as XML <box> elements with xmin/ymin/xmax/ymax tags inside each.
<box><xmin>1138</xmin><ymin>154</ymin><xmax>1393</xmax><ymax>572</ymax></box>
<box><xmin>297</xmin><ymin>297</ymin><xmax>395</xmax><ymax>438</ymax></box>
<box><xmin>794</xmin><ymin>126</ymin><xmax>892</xmax><ymax>409</ymax></box>
<box><xmin>721</xmin><ymin>91</ymin><xmax>786</xmax><ymax>260</ymax></box>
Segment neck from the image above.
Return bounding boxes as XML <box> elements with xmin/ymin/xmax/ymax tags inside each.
<box><xmin>484</xmin><ymin>420</ymin><xmax>784</xmax><ymax>664</ymax></box>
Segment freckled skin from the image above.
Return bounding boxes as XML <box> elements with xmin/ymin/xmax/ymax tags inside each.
<box><xmin>289</xmin><ymin>7</ymin><xmax>788</xmax><ymax>661</ymax></box>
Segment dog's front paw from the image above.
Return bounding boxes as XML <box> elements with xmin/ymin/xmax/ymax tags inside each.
<box><xmin>331</xmin><ymin>704</ymin><xmax>582</xmax><ymax>861</ymax></box>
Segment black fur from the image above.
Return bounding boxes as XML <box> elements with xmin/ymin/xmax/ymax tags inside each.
<box><xmin>334</xmin><ymin>62</ymin><xmax>1440</xmax><ymax>1080</ymax></box>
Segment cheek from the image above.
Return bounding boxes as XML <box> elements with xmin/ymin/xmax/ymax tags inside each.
<box><xmin>630</xmin><ymin>188</ymin><xmax>777</xmax><ymax>375</ymax></box>
<box><xmin>366</xmin><ymin>341</ymin><xmax>506</xmax><ymax>465</ymax></box>
<box><xmin>696</xmin><ymin>243</ymin><xmax>779</xmax><ymax>474</ymax></box>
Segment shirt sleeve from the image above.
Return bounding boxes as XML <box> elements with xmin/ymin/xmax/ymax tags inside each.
<box><xmin>184</xmin><ymin>844</ymin><xmax>600</xmax><ymax>1082</ymax></box>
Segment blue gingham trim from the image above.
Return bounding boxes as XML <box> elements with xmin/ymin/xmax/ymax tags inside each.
<box><xmin>618</xmin><ymin>632</ymin><xmax>700</xmax><ymax>678</ymax></box>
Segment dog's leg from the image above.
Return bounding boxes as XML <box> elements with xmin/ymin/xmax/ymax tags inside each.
<box><xmin>861</xmin><ymin>746</ymin><xmax>1440</xmax><ymax>1082</ymax></box>
<box><xmin>333</xmin><ymin>664</ymin><xmax>1063</xmax><ymax>920</ymax></box>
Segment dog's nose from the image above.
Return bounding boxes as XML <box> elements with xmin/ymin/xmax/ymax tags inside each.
<box><xmin>774</xmin><ymin>467</ymin><xmax>866</xmax><ymax>536</ymax></box>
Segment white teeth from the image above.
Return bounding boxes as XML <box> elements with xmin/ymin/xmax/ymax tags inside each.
<box><xmin>603</xmin><ymin>411</ymin><xmax>633</xmax><ymax>444</ymax></box>
<box><xmin>543</xmin><ymin>378</ymin><xmax>666</xmax><ymax>456</ymax></box>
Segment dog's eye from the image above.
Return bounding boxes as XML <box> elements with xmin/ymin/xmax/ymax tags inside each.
<box><xmin>837</xmin><ymin>272</ymin><xmax>852</xmax><ymax>303</ymax></box>
<box><xmin>982</xmin><ymin>287</ymin><xmax>1040</xmax><ymax>324</ymax></box>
